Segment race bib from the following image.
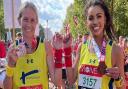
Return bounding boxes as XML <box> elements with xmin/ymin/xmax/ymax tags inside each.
<box><xmin>78</xmin><ymin>64</ymin><xmax>102</xmax><ymax>89</ymax></box>
<box><xmin>20</xmin><ymin>84</ymin><xmax>43</xmax><ymax>89</ymax></box>
<box><xmin>78</xmin><ymin>74</ymin><xmax>101</xmax><ymax>89</ymax></box>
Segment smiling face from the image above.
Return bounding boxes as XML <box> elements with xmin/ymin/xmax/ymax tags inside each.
<box><xmin>19</xmin><ymin>7</ymin><xmax>38</xmax><ymax>38</ymax></box>
<box><xmin>86</xmin><ymin>5</ymin><xmax>106</xmax><ymax>37</ymax></box>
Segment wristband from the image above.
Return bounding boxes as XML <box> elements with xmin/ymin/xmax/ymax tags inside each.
<box><xmin>63</xmin><ymin>47</ymin><xmax>72</xmax><ymax>67</ymax></box>
<box><xmin>53</xmin><ymin>48</ymin><xmax>63</xmax><ymax>60</ymax></box>
<box><xmin>53</xmin><ymin>48</ymin><xmax>63</xmax><ymax>68</ymax></box>
<box><xmin>6</xmin><ymin>65</ymin><xmax>14</xmax><ymax>77</ymax></box>
<box><xmin>63</xmin><ymin>47</ymin><xmax>72</xmax><ymax>55</ymax></box>
<box><xmin>65</xmin><ymin>55</ymin><xmax>72</xmax><ymax>67</ymax></box>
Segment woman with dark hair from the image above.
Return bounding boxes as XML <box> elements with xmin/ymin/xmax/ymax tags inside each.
<box><xmin>70</xmin><ymin>0</ymin><xmax>125</xmax><ymax>89</ymax></box>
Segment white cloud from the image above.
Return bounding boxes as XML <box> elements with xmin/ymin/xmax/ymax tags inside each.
<box><xmin>22</xmin><ymin>0</ymin><xmax>74</xmax><ymax>34</ymax></box>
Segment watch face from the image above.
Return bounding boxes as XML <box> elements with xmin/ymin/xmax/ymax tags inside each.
<box><xmin>97</xmin><ymin>62</ymin><xmax>107</xmax><ymax>75</ymax></box>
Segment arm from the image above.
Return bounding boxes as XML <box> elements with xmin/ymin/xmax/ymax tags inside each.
<box><xmin>112</xmin><ymin>43</ymin><xmax>125</xmax><ymax>89</ymax></box>
<box><xmin>45</xmin><ymin>40</ymin><xmax>55</xmax><ymax>84</ymax></box>
<box><xmin>3</xmin><ymin>76</ymin><xmax>13</xmax><ymax>89</ymax></box>
<box><xmin>72</xmin><ymin>43</ymin><xmax>82</xmax><ymax>84</ymax></box>
<box><xmin>3</xmin><ymin>44</ymin><xmax>18</xmax><ymax>89</ymax></box>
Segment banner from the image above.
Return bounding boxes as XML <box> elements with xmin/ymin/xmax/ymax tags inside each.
<box><xmin>3</xmin><ymin>0</ymin><xmax>21</xmax><ymax>29</ymax></box>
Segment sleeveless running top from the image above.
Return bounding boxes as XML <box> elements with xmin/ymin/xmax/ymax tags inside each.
<box><xmin>77</xmin><ymin>40</ymin><xmax>115</xmax><ymax>89</ymax></box>
<box><xmin>13</xmin><ymin>38</ymin><xmax>48</xmax><ymax>89</ymax></box>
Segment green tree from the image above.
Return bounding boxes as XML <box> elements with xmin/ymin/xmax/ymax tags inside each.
<box><xmin>105</xmin><ymin>0</ymin><xmax>128</xmax><ymax>37</ymax></box>
<box><xmin>65</xmin><ymin>0</ymin><xmax>128</xmax><ymax>38</ymax></box>
<box><xmin>0</xmin><ymin>0</ymin><xmax>5</xmax><ymax>40</ymax></box>
<box><xmin>39</xmin><ymin>24</ymin><xmax>45</xmax><ymax>39</ymax></box>
<box><xmin>64</xmin><ymin>0</ymin><xmax>88</xmax><ymax>38</ymax></box>
<box><xmin>112</xmin><ymin>0</ymin><xmax>128</xmax><ymax>37</ymax></box>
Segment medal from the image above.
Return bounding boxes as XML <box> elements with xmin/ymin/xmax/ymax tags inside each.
<box><xmin>97</xmin><ymin>61</ymin><xmax>107</xmax><ymax>75</ymax></box>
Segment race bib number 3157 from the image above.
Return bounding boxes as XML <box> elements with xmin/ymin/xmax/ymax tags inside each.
<box><xmin>78</xmin><ymin>64</ymin><xmax>102</xmax><ymax>89</ymax></box>
<box><xmin>78</xmin><ymin>74</ymin><xmax>101</xmax><ymax>89</ymax></box>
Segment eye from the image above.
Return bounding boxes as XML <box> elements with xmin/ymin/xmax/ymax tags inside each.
<box><xmin>97</xmin><ymin>15</ymin><xmax>102</xmax><ymax>19</ymax></box>
<box><xmin>23</xmin><ymin>18</ymin><xmax>28</xmax><ymax>22</ymax></box>
<box><xmin>31</xmin><ymin>18</ymin><xmax>36</xmax><ymax>23</ymax></box>
<box><xmin>88</xmin><ymin>16</ymin><xmax>94</xmax><ymax>21</ymax></box>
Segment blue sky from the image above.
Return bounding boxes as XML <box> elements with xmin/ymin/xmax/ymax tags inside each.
<box><xmin>22</xmin><ymin>0</ymin><xmax>74</xmax><ymax>34</ymax></box>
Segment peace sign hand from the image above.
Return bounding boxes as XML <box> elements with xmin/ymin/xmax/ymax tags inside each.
<box><xmin>63</xmin><ymin>33</ymin><xmax>72</xmax><ymax>48</ymax></box>
<box><xmin>52</xmin><ymin>32</ymin><xmax>63</xmax><ymax>50</ymax></box>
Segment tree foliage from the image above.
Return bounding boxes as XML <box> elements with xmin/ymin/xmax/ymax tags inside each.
<box><xmin>64</xmin><ymin>0</ymin><xmax>128</xmax><ymax>38</ymax></box>
<box><xmin>112</xmin><ymin>0</ymin><xmax>128</xmax><ymax>37</ymax></box>
<box><xmin>0</xmin><ymin>0</ymin><xmax>5</xmax><ymax>40</ymax></box>
<box><xmin>64</xmin><ymin>0</ymin><xmax>88</xmax><ymax>38</ymax></box>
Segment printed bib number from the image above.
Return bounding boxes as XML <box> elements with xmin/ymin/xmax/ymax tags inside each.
<box><xmin>20</xmin><ymin>84</ymin><xmax>43</xmax><ymax>89</ymax></box>
<box><xmin>78</xmin><ymin>74</ymin><xmax>102</xmax><ymax>89</ymax></box>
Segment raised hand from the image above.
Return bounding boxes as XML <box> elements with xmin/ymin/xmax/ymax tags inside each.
<box><xmin>52</xmin><ymin>32</ymin><xmax>63</xmax><ymax>50</ymax></box>
<box><xmin>63</xmin><ymin>33</ymin><xmax>72</xmax><ymax>48</ymax></box>
<box><xmin>7</xmin><ymin>44</ymin><xmax>18</xmax><ymax>67</ymax></box>
<box><xmin>7</xmin><ymin>43</ymin><xmax>26</xmax><ymax>67</ymax></box>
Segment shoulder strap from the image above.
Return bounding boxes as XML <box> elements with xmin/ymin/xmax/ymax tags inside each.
<box><xmin>35</xmin><ymin>36</ymin><xmax>40</xmax><ymax>50</ymax></box>
<box><xmin>36</xmin><ymin>36</ymin><xmax>44</xmax><ymax>43</ymax></box>
<box><xmin>109</xmin><ymin>40</ymin><xmax>113</xmax><ymax>46</ymax></box>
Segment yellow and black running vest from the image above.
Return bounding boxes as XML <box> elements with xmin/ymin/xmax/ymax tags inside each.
<box><xmin>77</xmin><ymin>40</ymin><xmax>115</xmax><ymax>89</ymax></box>
<box><xmin>13</xmin><ymin>37</ymin><xmax>48</xmax><ymax>89</ymax></box>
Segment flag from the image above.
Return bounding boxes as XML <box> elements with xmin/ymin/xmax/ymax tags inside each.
<box><xmin>3</xmin><ymin>0</ymin><xmax>21</xmax><ymax>29</ymax></box>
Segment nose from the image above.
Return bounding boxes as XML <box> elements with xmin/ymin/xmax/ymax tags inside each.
<box><xmin>26</xmin><ymin>20</ymin><xmax>31</xmax><ymax>27</ymax></box>
<box><xmin>93</xmin><ymin>17</ymin><xmax>98</xmax><ymax>26</ymax></box>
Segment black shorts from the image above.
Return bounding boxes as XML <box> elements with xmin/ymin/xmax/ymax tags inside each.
<box><xmin>62</xmin><ymin>69</ymin><xmax>67</xmax><ymax>79</ymax></box>
<box><xmin>124</xmin><ymin>64</ymin><xmax>128</xmax><ymax>72</ymax></box>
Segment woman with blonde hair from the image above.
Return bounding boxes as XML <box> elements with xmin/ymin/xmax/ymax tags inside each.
<box><xmin>3</xmin><ymin>2</ymin><xmax>55</xmax><ymax>89</ymax></box>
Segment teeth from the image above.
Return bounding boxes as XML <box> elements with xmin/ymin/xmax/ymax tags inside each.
<box><xmin>26</xmin><ymin>29</ymin><xmax>31</xmax><ymax>32</ymax></box>
<box><xmin>94</xmin><ymin>27</ymin><xmax>99</xmax><ymax>30</ymax></box>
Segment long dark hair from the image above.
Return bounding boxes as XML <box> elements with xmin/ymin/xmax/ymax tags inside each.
<box><xmin>84</xmin><ymin>0</ymin><xmax>117</xmax><ymax>41</ymax></box>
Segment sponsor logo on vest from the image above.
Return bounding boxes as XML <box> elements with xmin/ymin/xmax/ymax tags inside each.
<box><xmin>80</xmin><ymin>64</ymin><xmax>102</xmax><ymax>77</ymax></box>
<box><xmin>89</xmin><ymin>59</ymin><xmax>96</xmax><ymax>64</ymax></box>
<box><xmin>27</xmin><ymin>59</ymin><xmax>34</xmax><ymax>64</ymax></box>
<box><xmin>20</xmin><ymin>70</ymin><xmax>39</xmax><ymax>84</ymax></box>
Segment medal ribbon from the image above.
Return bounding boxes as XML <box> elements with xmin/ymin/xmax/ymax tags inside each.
<box><xmin>92</xmin><ymin>38</ymin><xmax>107</xmax><ymax>62</ymax></box>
